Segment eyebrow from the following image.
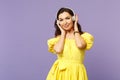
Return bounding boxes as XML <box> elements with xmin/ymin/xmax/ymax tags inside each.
<box><xmin>59</xmin><ymin>16</ymin><xmax>71</xmax><ymax>20</ymax></box>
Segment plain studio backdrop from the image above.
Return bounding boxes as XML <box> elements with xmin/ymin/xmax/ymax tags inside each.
<box><xmin>0</xmin><ymin>0</ymin><xmax>120</xmax><ymax>80</ymax></box>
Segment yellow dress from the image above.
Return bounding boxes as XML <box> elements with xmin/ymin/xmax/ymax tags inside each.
<box><xmin>46</xmin><ymin>32</ymin><xmax>94</xmax><ymax>80</ymax></box>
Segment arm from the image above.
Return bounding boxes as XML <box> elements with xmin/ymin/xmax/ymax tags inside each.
<box><xmin>53</xmin><ymin>20</ymin><xmax>66</xmax><ymax>54</ymax></box>
<box><xmin>54</xmin><ymin>33</ymin><xmax>66</xmax><ymax>54</ymax></box>
<box><xmin>74</xmin><ymin>31</ymin><xmax>86</xmax><ymax>49</ymax></box>
<box><xmin>74</xmin><ymin>15</ymin><xmax>86</xmax><ymax>49</ymax></box>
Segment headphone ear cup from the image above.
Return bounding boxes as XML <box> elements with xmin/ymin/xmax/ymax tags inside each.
<box><xmin>72</xmin><ymin>16</ymin><xmax>75</xmax><ymax>21</ymax></box>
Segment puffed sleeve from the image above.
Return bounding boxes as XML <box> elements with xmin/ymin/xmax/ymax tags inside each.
<box><xmin>47</xmin><ymin>37</ymin><xmax>59</xmax><ymax>53</ymax></box>
<box><xmin>81</xmin><ymin>32</ymin><xmax>94</xmax><ymax>50</ymax></box>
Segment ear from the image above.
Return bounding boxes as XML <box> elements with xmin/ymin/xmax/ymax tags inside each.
<box><xmin>72</xmin><ymin>16</ymin><xmax>76</xmax><ymax>21</ymax></box>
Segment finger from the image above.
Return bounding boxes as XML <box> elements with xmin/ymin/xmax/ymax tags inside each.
<box><xmin>57</xmin><ymin>20</ymin><xmax>62</xmax><ymax>29</ymax></box>
<box><xmin>57</xmin><ymin>20</ymin><xmax>60</xmax><ymax>25</ymax></box>
<box><xmin>75</xmin><ymin>14</ymin><xmax>78</xmax><ymax>22</ymax></box>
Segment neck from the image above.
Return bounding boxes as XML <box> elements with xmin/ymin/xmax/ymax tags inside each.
<box><xmin>66</xmin><ymin>29</ymin><xmax>74</xmax><ymax>39</ymax></box>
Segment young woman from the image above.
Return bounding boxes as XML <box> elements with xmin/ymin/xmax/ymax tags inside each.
<box><xmin>46</xmin><ymin>7</ymin><xmax>94</xmax><ymax>80</ymax></box>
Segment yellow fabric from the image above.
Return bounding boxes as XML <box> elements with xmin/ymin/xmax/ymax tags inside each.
<box><xmin>46</xmin><ymin>32</ymin><xmax>94</xmax><ymax>80</ymax></box>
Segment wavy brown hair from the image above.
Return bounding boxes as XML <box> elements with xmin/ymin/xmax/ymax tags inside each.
<box><xmin>54</xmin><ymin>7</ymin><xmax>84</xmax><ymax>37</ymax></box>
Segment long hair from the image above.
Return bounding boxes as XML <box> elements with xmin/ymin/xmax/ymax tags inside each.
<box><xmin>54</xmin><ymin>7</ymin><xmax>84</xmax><ymax>37</ymax></box>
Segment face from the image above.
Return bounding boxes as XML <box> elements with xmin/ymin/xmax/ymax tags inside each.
<box><xmin>58</xmin><ymin>12</ymin><xmax>74</xmax><ymax>31</ymax></box>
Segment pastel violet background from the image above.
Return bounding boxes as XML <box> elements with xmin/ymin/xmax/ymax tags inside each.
<box><xmin>0</xmin><ymin>0</ymin><xmax>120</xmax><ymax>80</ymax></box>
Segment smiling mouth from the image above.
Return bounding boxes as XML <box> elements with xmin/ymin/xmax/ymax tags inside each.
<box><xmin>63</xmin><ymin>24</ymin><xmax>69</xmax><ymax>28</ymax></box>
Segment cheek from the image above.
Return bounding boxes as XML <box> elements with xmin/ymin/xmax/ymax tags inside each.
<box><xmin>59</xmin><ymin>23</ymin><xmax>63</xmax><ymax>27</ymax></box>
<box><xmin>68</xmin><ymin>19</ymin><xmax>72</xmax><ymax>23</ymax></box>
<box><xmin>69</xmin><ymin>19</ymin><xmax>73</xmax><ymax>24</ymax></box>
<box><xmin>70</xmin><ymin>21</ymin><xmax>74</xmax><ymax>26</ymax></box>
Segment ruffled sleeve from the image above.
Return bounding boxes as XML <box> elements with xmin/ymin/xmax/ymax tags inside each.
<box><xmin>81</xmin><ymin>32</ymin><xmax>94</xmax><ymax>50</ymax></box>
<box><xmin>47</xmin><ymin>37</ymin><xmax>59</xmax><ymax>53</ymax></box>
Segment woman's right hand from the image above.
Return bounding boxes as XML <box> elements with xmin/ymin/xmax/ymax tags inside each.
<box><xmin>57</xmin><ymin>20</ymin><xmax>66</xmax><ymax>35</ymax></box>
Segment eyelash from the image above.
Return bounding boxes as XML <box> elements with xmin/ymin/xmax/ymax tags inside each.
<box><xmin>66</xmin><ymin>17</ymin><xmax>70</xmax><ymax>19</ymax></box>
<box><xmin>59</xmin><ymin>17</ymin><xmax>70</xmax><ymax>21</ymax></box>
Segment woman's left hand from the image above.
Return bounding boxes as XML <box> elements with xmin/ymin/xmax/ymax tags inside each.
<box><xmin>74</xmin><ymin>14</ymin><xmax>79</xmax><ymax>31</ymax></box>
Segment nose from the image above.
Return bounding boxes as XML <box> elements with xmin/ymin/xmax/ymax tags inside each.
<box><xmin>63</xmin><ymin>20</ymin><xmax>67</xmax><ymax>25</ymax></box>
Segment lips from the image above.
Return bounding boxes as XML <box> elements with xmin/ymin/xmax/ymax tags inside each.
<box><xmin>63</xmin><ymin>24</ymin><xmax>69</xmax><ymax>28</ymax></box>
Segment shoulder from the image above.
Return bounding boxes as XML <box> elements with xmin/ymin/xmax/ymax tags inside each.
<box><xmin>47</xmin><ymin>36</ymin><xmax>60</xmax><ymax>42</ymax></box>
<box><xmin>81</xmin><ymin>32</ymin><xmax>94</xmax><ymax>50</ymax></box>
<box><xmin>81</xmin><ymin>32</ymin><xmax>94</xmax><ymax>41</ymax></box>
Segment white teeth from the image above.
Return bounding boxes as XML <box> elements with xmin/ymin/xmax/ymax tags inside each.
<box><xmin>64</xmin><ymin>25</ymin><xmax>69</xmax><ymax>27</ymax></box>
<box><xmin>64</xmin><ymin>26</ymin><xmax>68</xmax><ymax>27</ymax></box>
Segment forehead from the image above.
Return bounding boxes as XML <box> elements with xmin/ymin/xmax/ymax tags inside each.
<box><xmin>58</xmin><ymin>12</ymin><xmax>71</xmax><ymax>18</ymax></box>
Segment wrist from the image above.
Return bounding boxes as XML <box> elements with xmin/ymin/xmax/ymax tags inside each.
<box><xmin>61</xmin><ymin>32</ymin><xmax>66</xmax><ymax>36</ymax></box>
<box><xmin>74</xmin><ymin>31</ymin><xmax>79</xmax><ymax>35</ymax></box>
<box><xmin>74</xmin><ymin>26</ymin><xmax>79</xmax><ymax>31</ymax></box>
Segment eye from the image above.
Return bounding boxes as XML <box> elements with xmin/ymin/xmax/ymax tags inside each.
<box><xmin>59</xmin><ymin>19</ymin><xmax>63</xmax><ymax>22</ymax></box>
<box><xmin>66</xmin><ymin>17</ymin><xmax>70</xmax><ymax>20</ymax></box>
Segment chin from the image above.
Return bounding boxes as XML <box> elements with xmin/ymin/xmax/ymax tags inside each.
<box><xmin>64</xmin><ymin>27</ymin><xmax>73</xmax><ymax>30</ymax></box>
<box><xmin>64</xmin><ymin>28</ymin><xmax>72</xmax><ymax>31</ymax></box>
